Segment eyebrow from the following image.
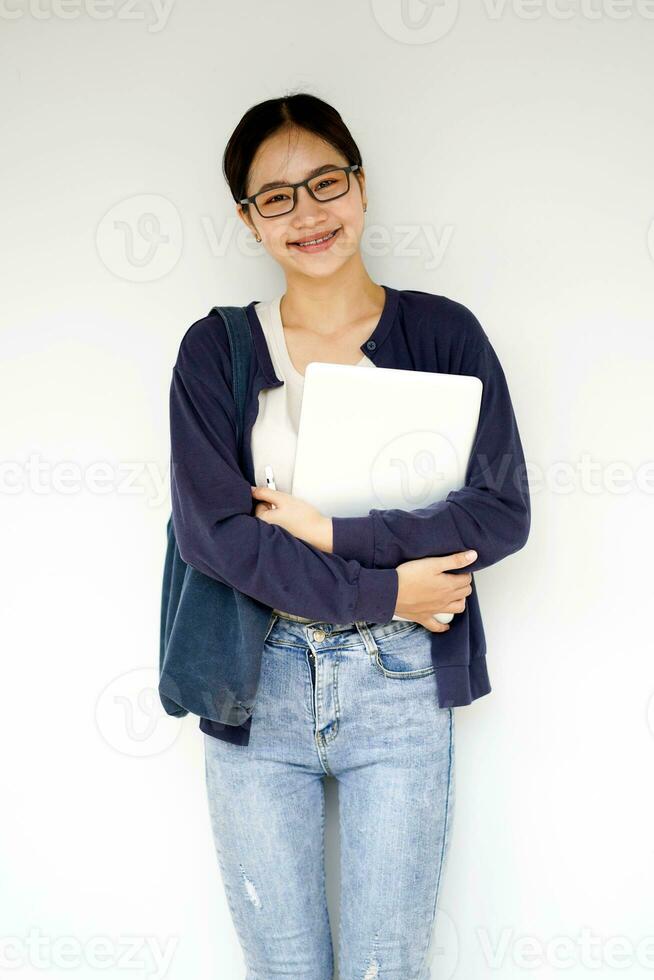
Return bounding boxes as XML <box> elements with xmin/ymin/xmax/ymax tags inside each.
<box><xmin>254</xmin><ymin>163</ymin><xmax>342</xmax><ymax>195</ymax></box>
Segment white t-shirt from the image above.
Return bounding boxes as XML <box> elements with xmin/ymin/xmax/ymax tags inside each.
<box><xmin>251</xmin><ymin>293</ymin><xmax>376</xmax><ymax>495</ymax></box>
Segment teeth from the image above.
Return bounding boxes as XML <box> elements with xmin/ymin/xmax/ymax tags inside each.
<box><xmin>293</xmin><ymin>229</ymin><xmax>337</xmax><ymax>247</ymax></box>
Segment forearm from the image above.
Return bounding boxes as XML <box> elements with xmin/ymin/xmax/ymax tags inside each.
<box><xmin>173</xmin><ymin>485</ymin><xmax>398</xmax><ymax>623</ymax></box>
<box><xmin>330</xmin><ymin>485</ymin><xmax>529</xmax><ymax>573</ymax></box>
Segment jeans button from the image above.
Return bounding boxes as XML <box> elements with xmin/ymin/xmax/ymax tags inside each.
<box><xmin>312</xmin><ymin>629</ymin><xmax>326</xmax><ymax>643</ymax></box>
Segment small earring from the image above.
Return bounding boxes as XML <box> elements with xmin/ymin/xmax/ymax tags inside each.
<box><xmin>363</xmin><ymin>204</ymin><xmax>367</xmax><ymax>213</ymax></box>
<box><xmin>255</xmin><ymin>234</ymin><xmax>261</xmax><ymax>242</ymax></box>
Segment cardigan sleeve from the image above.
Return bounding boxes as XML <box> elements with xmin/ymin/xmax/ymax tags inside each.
<box><xmin>169</xmin><ymin>364</ymin><xmax>398</xmax><ymax>623</ymax></box>
<box><xmin>330</xmin><ymin>337</ymin><xmax>531</xmax><ymax>574</ymax></box>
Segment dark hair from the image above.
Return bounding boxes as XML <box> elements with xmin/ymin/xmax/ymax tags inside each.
<box><xmin>223</xmin><ymin>92</ymin><xmax>363</xmax><ymax>206</ymax></box>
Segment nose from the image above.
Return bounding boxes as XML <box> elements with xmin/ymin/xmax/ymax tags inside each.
<box><xmin>291</xmin><ymin>183</ymin><xmax>328</xmax><ymax>224</ymax></box>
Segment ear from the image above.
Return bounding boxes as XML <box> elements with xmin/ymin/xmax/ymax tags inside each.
<box><xmin>354</xmin><ymin>167</ymin><xmax>367</xmax><ymax>207</ymax></box>
<box><xmin>236</xmin><ymin>203</ymin><xmax>258</xmax><ymax>238</ymax></box>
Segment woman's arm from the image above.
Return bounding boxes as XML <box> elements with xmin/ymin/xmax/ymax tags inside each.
<box><xmin>169</xmin><ymin>346</ymin><xmax>398</xmax><ymax>623</ymax></box>
<box><xmin>329</xmin><ymin>337</ymin><xmax>531</xmax><ymax>574</ymax></box>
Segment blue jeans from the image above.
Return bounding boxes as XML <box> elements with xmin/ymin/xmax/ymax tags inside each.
<box><xmin>203</xmin><ymin>614</ymin><xmax>456</xmax><ymax>980</ymax></box>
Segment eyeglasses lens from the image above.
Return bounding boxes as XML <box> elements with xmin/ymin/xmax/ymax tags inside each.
<box><xmin>254</xmin><ymin>169</ymin><xmax>349</xmax><ymax>217</ymax></box>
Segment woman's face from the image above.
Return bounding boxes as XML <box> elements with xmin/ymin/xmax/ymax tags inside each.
<box><xmin>237</xmin><ymin>127</ymin><xmax>367</xmax><ymax>280</ymax></box>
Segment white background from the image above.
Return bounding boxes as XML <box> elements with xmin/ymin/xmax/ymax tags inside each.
<box><xmin>2</xmin><ymin>1</ymin><xmax>653</xmax><ymax>978</ymax></box>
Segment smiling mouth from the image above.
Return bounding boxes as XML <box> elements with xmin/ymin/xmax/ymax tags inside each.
<box><xmin>288</xmin><ymin>227</ymin><xmax>341</xmax><ymax>247</ymax></box>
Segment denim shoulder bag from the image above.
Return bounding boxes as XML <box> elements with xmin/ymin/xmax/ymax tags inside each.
<box><xmin>158</xmin><ymin>304</ymin><xmax>273</xmax><ymax>733</ymax></box>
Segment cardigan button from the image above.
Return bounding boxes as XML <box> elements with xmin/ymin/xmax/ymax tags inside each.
<box><xmin>365</xmin><ymin>340</ymin><xmax>377</xmax><ymax>351</ymax></box>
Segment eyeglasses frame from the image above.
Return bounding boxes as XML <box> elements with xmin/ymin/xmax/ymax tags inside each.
<box><xmin>239</xmin><ymin>164</ymin><xmax>361</xmax><ymax>218</ymax></box>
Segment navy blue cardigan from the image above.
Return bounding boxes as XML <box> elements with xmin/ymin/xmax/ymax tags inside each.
<box><xmin>167</xmin><ymin>285</ymin><xmax>531</xmax><ymax>744</ymax></box>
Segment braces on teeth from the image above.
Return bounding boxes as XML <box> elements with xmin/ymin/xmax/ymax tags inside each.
<box><xmin>293</xmin><ymin>230</ymin><xmax>337</xmax><ymax>246</ymax></box>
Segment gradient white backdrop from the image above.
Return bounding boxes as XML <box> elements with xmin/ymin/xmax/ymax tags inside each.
<box><xmin>1</xmin><ymin>2</ymin><xmax>653</xmax><ymax>978</ymax></box>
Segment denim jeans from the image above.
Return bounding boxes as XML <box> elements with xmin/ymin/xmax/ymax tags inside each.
<box><xmin>203</xmin><ymin>613</ymin><xmax>456</xmax><ymax>980</ymax></box>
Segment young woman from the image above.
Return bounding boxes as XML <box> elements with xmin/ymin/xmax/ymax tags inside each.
<box><xmin>168</xmin><ymin>92</ymin><xmax>530</xmax><ymax>979</ymax></box>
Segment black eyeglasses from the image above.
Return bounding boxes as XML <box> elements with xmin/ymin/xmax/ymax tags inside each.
<box><xmin>240</xmin><ymin>165</ymin><xmax>360</xmax><ymax>218</ymax></box>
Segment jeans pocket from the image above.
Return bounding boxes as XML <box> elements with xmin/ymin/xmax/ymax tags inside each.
<box><xmin>369</xmin><ymin>621</ymin><xmax>436</xmax><ymax>679</ymax></box>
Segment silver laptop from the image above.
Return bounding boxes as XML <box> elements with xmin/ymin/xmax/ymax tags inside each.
<box><xmin>291</xmin><ymin>362</ymin><xmax>483</xmax><ymax>623</ymax></box>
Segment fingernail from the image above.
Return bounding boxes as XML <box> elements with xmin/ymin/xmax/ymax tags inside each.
<box><xmin>465</xmin><ymin>550</ymin><xmax>477</xmax><ymax>560</ymax></box>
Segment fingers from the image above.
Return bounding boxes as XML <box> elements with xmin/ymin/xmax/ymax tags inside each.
<box><xmin>438</xmin><ymin>549</ymin><xmax>477</xmax><ymax>572</ymax></box>
<box><xmin>421</xmin><ymin>617</ymin><xmax>451</xmax><ymax>633</ymax></box>
<box><xmin>443</xmin><ymin>598</ymin><xmax>467</xmax><ymax>613</ymax></box>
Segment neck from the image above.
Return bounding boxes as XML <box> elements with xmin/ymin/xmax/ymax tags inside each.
<box><xmin>280</xmin><ymin>256</ymin><xmax>385</xmax><ymax>338</ymax></box>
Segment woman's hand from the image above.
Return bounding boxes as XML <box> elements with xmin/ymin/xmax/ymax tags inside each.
<box><xmin>251</xmin><ymin>485</ymin><xmax>332</xmax><ymax>552</ymax></box>
<box><xmin>395</xmin><ymin>550</ymin><xmax>476</xmax><ymax>632</ymax></box>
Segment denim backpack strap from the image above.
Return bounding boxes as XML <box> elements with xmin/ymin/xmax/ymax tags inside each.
<box><xmin>208</xmin><ymin>305</ymin><xmax>253</xmax><ymax>458</ymax></box>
